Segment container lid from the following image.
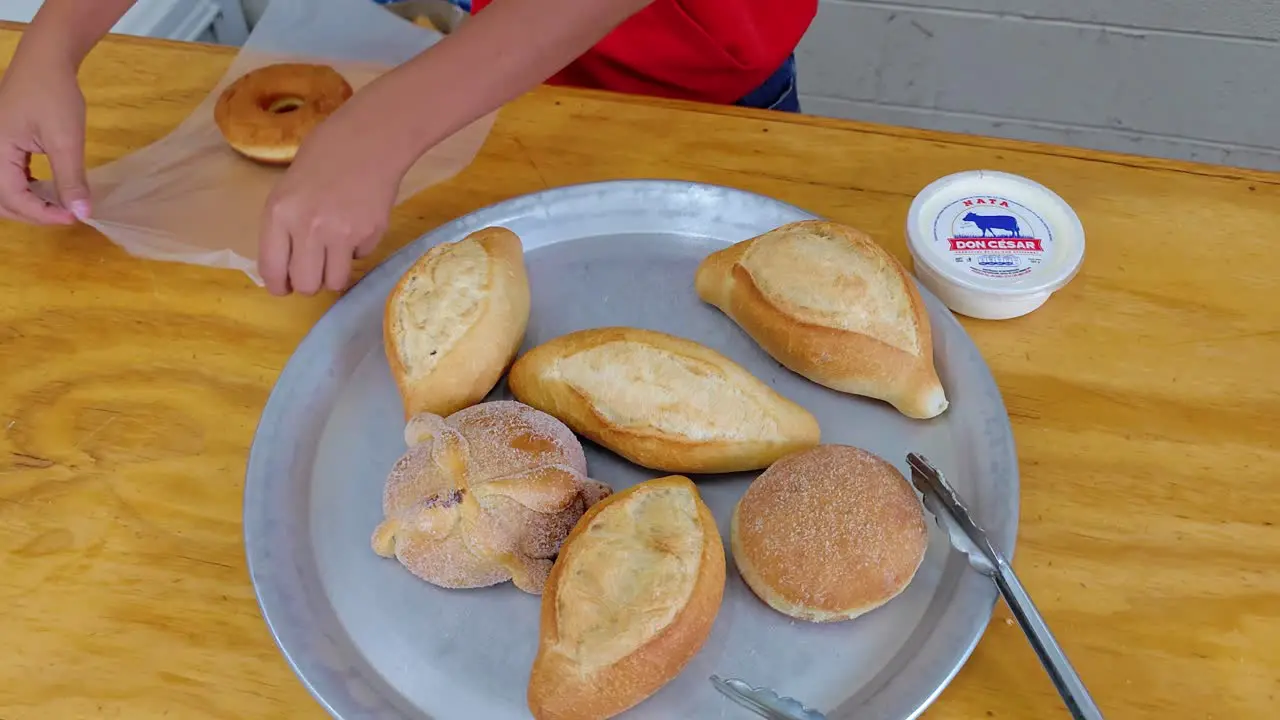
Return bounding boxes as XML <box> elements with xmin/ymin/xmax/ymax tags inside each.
<box><xmin>906</xmin><ymin>170</ymin><xmax>1085</xmax><ymax>297</ymax></box>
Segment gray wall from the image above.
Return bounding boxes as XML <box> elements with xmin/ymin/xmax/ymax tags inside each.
<box><xmin>241</xmin><ymin>0</ymin><xmax>267</xmax><ymax>26</ymax></box>
<box><xmin>236</xmin><ymin>0</ymin><xmax>1280</xmax><ymax>172</ymax></box>
<box><xmin>796</xmin><ymin>0</ymin><xmax>1280</xmax><ymax>171</ymax></box>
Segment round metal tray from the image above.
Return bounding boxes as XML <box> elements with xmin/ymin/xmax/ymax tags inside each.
<box><xmin>244</xmin><ymin>180</ymin><xmax>1019</xmax><ymax>719</ymax></box>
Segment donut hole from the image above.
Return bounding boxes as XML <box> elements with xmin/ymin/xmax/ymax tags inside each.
<box><xmin>264</xmin><ymin>95</ymin><xmax>306</xmax><ymax>114</ymax></box>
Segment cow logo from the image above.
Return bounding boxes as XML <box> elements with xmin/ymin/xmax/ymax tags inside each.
<box><xmin>930</xmin><ymin>195</ymin><xmax>1053</xmax><ymax>280</ymax></box>
<box><xmin>962</xmin><ymin>212</ymin><xmax>1021</xmax><ymax>237</ymax></box>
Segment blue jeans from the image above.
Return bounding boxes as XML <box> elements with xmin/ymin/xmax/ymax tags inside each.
<box><xmin>735</xmin><ymin>55</ymin><xmax>800</xmax><ymax>113</ymax></box>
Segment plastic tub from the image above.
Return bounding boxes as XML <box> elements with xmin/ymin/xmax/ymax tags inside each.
<box><xmin>906</xmin><ymin>170</ymin><xmax>1085</xmax><ymax>320</ymax></box>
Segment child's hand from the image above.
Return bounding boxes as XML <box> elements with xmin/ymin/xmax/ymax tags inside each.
<box><xmin>256</xmin><ymin>97</ymin><xmax>406</xmax><ymax>296</ymax></box>
<box><xmin>0</xmin><ymin>52</ymin><xmax>90</xmax><ymax>225</ymax></box>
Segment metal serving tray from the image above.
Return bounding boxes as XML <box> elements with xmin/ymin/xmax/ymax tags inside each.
<box><xmin>244</xmin><ymin>180</ymin><xmax>1019</xmax><ymax>720</ymax></box>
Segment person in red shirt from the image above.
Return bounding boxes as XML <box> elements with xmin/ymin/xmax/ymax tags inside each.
<box><xmin>0</xmin><ymin>0</ymin><xmax>817</xmax><ymax>294</ymax></box>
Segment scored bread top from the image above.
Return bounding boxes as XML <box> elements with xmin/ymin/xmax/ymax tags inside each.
<box><xmin>528</xmin><ymin>475</ymin><xmax>725</xmax><ymax>719</ymax></box>
<box><xmin>736</xmin><ymin>221</ymin><xmax>921</xmax><ymax>356</ymax></box>
<box><xmin>695</xmin><ymin>220</ymin><xmax>947</xmax><ymax>419</ymax></box>
<box><xmin>509</xmin><ymin>327</ymin><xmax>821</xmax><ymax>473</ymax></box>
<box><xmin>389</xmin><ymin>238</ymin><xmax>491</xmax><ymax>379</ymax></box>
<box><xmin>553</xmin><ymin>339</ymin><xmax>784</xmax><ymax>442</ymax></box>
<box><xmin>551</xmin><ymin>481</ymin><xmax>704</xmax><ymax>672</ymax></box>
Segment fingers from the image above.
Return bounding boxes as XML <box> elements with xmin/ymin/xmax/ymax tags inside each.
<box><xmin>44</xmin><ymin>134</ymin><xmax>91</xmax><ymax>221</ymax></box>
<box><xmin>0</xmin><ymin>145</ymin><xmax>73</xmax><ymax>224</ymax></box>
<box><xmin>289</xmin><ymin>226</ymin><xmax>328</xmax><ymax>296</ymax></box>
<box><xmin>323</xmin><ymin>242</ymin><xmax>355</xmax><ymax>293</ymax></box>
<box><xmin>354</xmin><ymin>229</ymin><xmax>381</xmax><ymax>259</ymax></box>
<box><xmin>260</xmin><ymin>192</ymin><xmax>385</xmax><ymax>296</ymax></box>
<box><xmin>308</xmin><ymin>220</ymin><xmax>382</xmax><ymax>294</ymax></box>
<box><xmin>258</xmin><ymin>206</ymin><xmax>293</xmax><ymax>296</ymax></box>
<box><xmin>260</xmin><ymin>215</ymin><xmax>365</xmax><ymax>297</ymax></box>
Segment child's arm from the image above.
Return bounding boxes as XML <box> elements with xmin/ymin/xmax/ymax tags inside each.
<box><xmin>351</xmin><ymin>0</ymin><xmax>656</xmax><ymax>167</ymax></box>
<box><xmin>259</xmin><ymin>0</ymin><xmax>656</xmax><ymax>295</ymax></box>
<box><xmin>0</xmin><ymin>0</ymin><xmax>137</xmax><ymax>224</ymax></box>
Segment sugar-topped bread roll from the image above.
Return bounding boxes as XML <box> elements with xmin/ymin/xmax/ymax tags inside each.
<box><xmin>731</xmin><ymin>445</ymin><xmax>928</xmax><ymax>622</ymax></box>
<box><xmin>371</xmin><ymin>400</ymin><xmax>611</xmax><ymax>594</ymax></box>
<box><xmin>528</xmin><ymin>475</ymin><xmax>725</xmax><ymax>720</ymax></box>
<box><xmin>507</xmin><ymin>327</ymin><xmax>821</xmax><ymax>474</ymax></box>
<box><xmin>384</xmin><ymin>226</ymin><xmax>530</xmax><ymax>419</ymax></box>
<box><xmin>695</xmin><ymin>220</ymin><xmax>948</xmax><ymax>419</ymax></box>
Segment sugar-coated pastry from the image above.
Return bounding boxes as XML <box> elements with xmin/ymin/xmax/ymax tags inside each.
<box><xmin>732</xmin><ymin>444</ymin><xmax>928</xmax><ymax>622</ymax></box>
<box><xmin>371</xmin><ymin>401</ymin><xmax>610</xmax><ymax>595</ymax></box>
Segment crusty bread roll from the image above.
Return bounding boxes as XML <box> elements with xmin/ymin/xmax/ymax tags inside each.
<box><xmin>528</xmin><ymin>475</ymin><xmax>725</xmax><ymax>720</ymax></box>
<box><xmin>731</xmin><ymin>445</ymin><xmax>928</xmax><ymax>622</ymax></box>
<box><xmin>695</xmin><ymin>220</ymin><xmax>948</xmax><ymax>419</ymax></box>
<box><xmin>371</xmin><ymin>401</ymin><xmax>611</xmax><ymax>594</ymax></box>
<box><xmin>384</xmin><ymin>227</ymin><xmax>530</xmax><ymax>419</ymax></box>
<box><xmin>507</xmin><ymin>327</ymin><xmax>821</xmax><ymax>474</ymax></box>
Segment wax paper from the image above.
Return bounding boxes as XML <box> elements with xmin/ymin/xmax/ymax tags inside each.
<box><xmin>54</xmin><ymin>0</ymin><xmax>493</xmax><ymax>285</ymax></box>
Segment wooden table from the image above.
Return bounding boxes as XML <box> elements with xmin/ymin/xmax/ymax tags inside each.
<box><xmin>2</xmin><ymin>28</ymin><xmax>1278</xmax><ymax>720</ymax></box>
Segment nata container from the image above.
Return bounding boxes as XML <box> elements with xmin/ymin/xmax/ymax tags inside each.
<box><xmin>906</xmin><ymin>170</ymin><xmax>1085</xmax><ymax>320</ymax></box>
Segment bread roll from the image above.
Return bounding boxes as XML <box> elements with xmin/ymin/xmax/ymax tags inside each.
<box><xmin>507</xmin><ymin>327</ymin><xmax>820</xmax><ymax>474</ymax></box>
<box><xmin>384</xmin><ymin>227</ymin><xmax>530</xmax><ymax>419</ymax></box>
<box><xmin>731</xmin><ymin>445</ymin><xmax>928</xmax><ymax>622</ymax></box>
<box><xmin>695</xmin><ymin>220</ymin><xmax>948</xmax><ymax>419</ymax></box>
<box><xmin>528</xmin><ymin>475</ymin><xmax>725</xmax><ymax>720</ymax></box>
<box><xmin>371</xmin><ymin>401</ymin><xmax>611</xmax><ymax>594</ymax></box>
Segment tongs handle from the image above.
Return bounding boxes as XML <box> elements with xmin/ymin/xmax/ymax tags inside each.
<box><xmin>905</xmin><ymin>453</ymin><xmax>1105</xmax><ymax>720</ymax></box>
<box><xmin>991</xmin><ymin>558</ymin><xmax>1105</xmax><ymax>720</ymax></box>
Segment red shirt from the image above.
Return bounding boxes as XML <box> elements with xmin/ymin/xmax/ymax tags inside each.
<box><xmin>470</xmin><ymin>0</ymin><xmax>817</xmax><ymax>104</ymax></box>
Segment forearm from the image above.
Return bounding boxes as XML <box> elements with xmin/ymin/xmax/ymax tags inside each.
<box><xmin>17</xmin><ymin>0</ymin><xmax>138</xmax><ymax>68</ymax></box>
<box><xmin>355</xmin><ymin>0</ymin><xmax>653</xmax><ymax>173</ymax></box>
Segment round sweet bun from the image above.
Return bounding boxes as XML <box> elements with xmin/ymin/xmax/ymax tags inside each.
<box><xmin>731</xmin><ymin>445</ymin><xmax>928</xmax><ymax>622</ymax></box>
<box><xmin>213</xmin><ymin>63</ymin><xmax>353</xmax><ymax>165</ymax></box>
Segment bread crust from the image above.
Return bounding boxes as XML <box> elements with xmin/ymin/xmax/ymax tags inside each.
<box><xmin>527</xmin><ymin>476</ymin><xmax>725</xmax><ymax>720</ymax></box>
<box><xmin>695</xmin><ymin>220</ymin><xmax>948</xmax><ymax>419</ymax></box>
<box><xmin>212</xmin><ymin>63</ymin><xmax>353</xmax><ymax>165</ymax></box>
<box><xmin>383</xmin><ymin>226</ymin><xmax>530</xmax><ymax>419</ymax></box>
<box><xmin>730</xmin><ymin>445</ymin><xmax>928</xmax><ymax>622</ymax></box>
<box><xmin>507</xmin><ymin>327</ymin><xmax>821</xmax><ymax>474</ymax></box>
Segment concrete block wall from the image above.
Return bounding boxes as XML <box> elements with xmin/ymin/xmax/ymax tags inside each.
<box><xmin>796</xmin><ymin>0</ymin><xmax>1280</xmax><ymax>171</ymax></box>
<box><xmin>236</xmin><ymin>0</ymin><xmax>1280</xmax><ymax>171</ymax></box>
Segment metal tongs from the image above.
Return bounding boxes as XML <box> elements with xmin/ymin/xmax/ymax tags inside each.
<box><xmin>711</xmin><ymin>454</ymin><xmax>1106</xmax><ymax>720</ymax></box>
<box><xmin>710</xmin><ymin>675</ymin><xmax>827</xmax><ymax>720</ymax></box>
<box><xmin>907</xmin><ymin>453</ymin><xmax>1105</xmax><ymax>720</ymax></box>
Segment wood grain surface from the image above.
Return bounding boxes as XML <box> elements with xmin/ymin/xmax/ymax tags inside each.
<box><xmin>2</xmin><ymin>27</ymin><xmax>1278</xmax><ymax>720</ymax></box>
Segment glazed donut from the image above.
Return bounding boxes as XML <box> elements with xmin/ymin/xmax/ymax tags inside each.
<box><xmin>213</xmin><ymin>63</ymin><xmax>353</xmax><ymax>165</ymax></box>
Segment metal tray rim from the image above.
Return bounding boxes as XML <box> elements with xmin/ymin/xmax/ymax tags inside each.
<box><xmin>243</xmin><ymin>178</ymin><xmax>1020</xmax><ymax>720</ymax></box>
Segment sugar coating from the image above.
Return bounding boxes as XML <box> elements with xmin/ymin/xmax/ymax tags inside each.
<box><xmin>371</xmin><ymin>400</ymin><xmax>610</xmax><ymax>594</ymax></box>
<box><xmin>450</xmin><ymin>400</ymin><xmax>588</xmax><ymax>479</ymax></box>
<box><xmin>735</xmin><ymin>445</ymin><xmax>928</xmax><ymax>617</ymax></box>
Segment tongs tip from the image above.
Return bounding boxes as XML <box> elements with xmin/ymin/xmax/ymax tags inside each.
<box><xmin>710</xmin><ymin>675</ymin><xmax>826</xmax><ymax>720</ymax></box>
